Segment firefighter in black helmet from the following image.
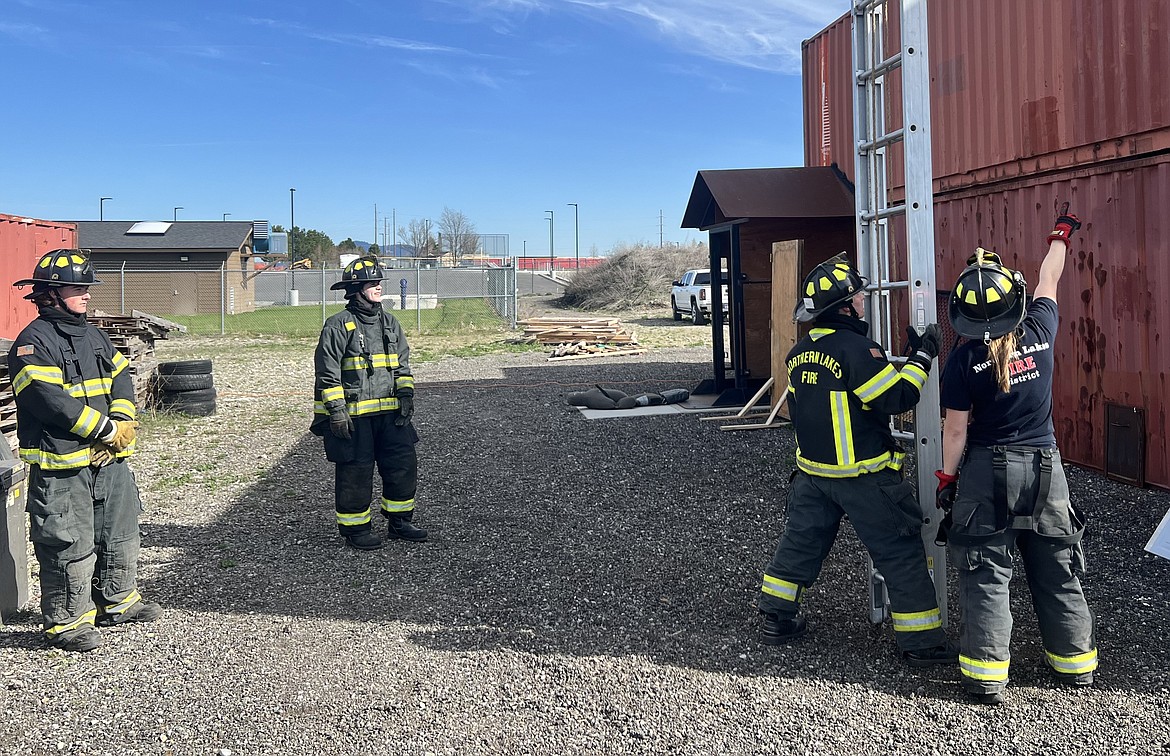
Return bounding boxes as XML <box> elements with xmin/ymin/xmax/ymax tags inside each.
<box><xmin>938</xmin><ymin>208</ymin><xmax>1097</xmax><ymax>705</ymax></box>
<box><xmin>757</xmin><ymin>254</ymin><xmax>956</xmax><ymax>666</ymax></box>
<box><xmin>8</xmin><ymin>249</ymin><xmax>161</xmax><ymax>652</ymax></box>
<box><xmin>312</xmin><ymin>256</ymin><xmax>426</xmax><ymax>549</ymax></box>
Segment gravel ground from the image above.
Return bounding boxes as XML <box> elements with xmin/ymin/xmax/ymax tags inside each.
<box><xmin>3</xmin><ymin>314</ymin><xmax>1170</xmax><ymax>755</ymax></box>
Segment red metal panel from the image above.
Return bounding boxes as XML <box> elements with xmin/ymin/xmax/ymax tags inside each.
<box><xmin>916</xmin><ymin>158</ymin><xmax>1169</xmax><ymax>489</ymax></box>
<box><xmin>0</xmin><ymin>213</ymin><xmax>77</xmax><ymax>340</ymax></box>
<box><xmin>803</xmin><ymin>0</ymin><xmax>1170</xmax><ymax>189</ymax></box>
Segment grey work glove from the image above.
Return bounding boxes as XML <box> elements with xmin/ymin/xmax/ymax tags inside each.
<box><xmin>906</xmin><ymin>324</ymin><xmax>942</xmax><ymax>361</ymax></box>
<box><xmin>395</xmin><ymin>393</ymin><xmax>414</xmax><ymax>426</ymax></box>
<box><xmin>329</xmin><ymin>407</ymin><xmax>354</xmax><ymax>439</ymax></box>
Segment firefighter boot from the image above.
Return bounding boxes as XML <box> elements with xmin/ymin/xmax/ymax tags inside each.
<box><xmin>98</xmin><ymin>600</ymin><xmax>163</xmax><ymax>627</ymax></box>
<box><xmin>902</xmin><ymin>643</ymin><xmax>959</xmax><ymax>667</ymax></box>
<box><xmin>387</xmin><ymin>515</ymin><xmax>428</xmax><ymax>542</ymax></box>
<box><xmin>761</xmin><ymin>613</ymin><xmax>807</xmax><ymax>645</ymax></box>
<box><xmin>49</xmin><ymin>626</ymin><xmax>103</xmax><ymax>653</ymax></box>
<box><xmin>345</xmin><ymin>530</ymin><xmax>384</xmax><ymax>550</ymax></box>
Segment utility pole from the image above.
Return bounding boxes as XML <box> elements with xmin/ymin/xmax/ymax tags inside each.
<box><xmin>568</xmin><ymin>203</ymin><xmax>579</xmax><ymax>269</ymax></box>
<box><xmin>659</xmin><ymin>209</ymin><xmax>664</xmax><ymax>247</ymax></box>
<box><xmin>545</xmin><ymin>210</ymin><xmax>555</xmax><ymax>273</ymax></box>
<box><xmin>373</xmin><ymin>203</ymin><xmax>378</xmax><ymax>252</ymax></box>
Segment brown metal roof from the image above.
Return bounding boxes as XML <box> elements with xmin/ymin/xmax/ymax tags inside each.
<box><xmin>681</xmin><ymin>167</ymin><xmax>855</xmax><ymax>229</ymax></box>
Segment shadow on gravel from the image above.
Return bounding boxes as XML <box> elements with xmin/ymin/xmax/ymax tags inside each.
<box><xmin>140</xmin><ymin>356</ymin><xmax>1170</xmax><ymax>698</ymax></box>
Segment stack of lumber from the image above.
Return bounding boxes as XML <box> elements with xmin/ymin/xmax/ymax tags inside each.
<box><xmin>548</xmin><ymin>341</ymin><xmax>647</xmax><ymax>361</ymax></box>
<box><xmin>517</xmin><ymin>317</ymin><xmax>644</xmax><ymax>361</ymax></box>
<box><xmin>0</xmin><ymin>339</ymin><xmax>15</xmax><ymax>455</ymax></box>
<box><xmin>90</xmin><ymin>310</ymin><xmax>186</xmax><ymax>407</ymax></box>
<box><xmin>518</xmin><ymin>317</ymin><xmax>637</xmax><ymax>346</ymax></box>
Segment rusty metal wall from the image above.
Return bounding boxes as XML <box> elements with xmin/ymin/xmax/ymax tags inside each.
<box><xmin>0</xmin><ymin>214</ymin><xmax>77</xmax><ymax>340</ymax></box>
<box><xmin>803</xmin><ymin>1</ymin><xmax>1170</xmax><ymax>189</ymax></box>
<box><xmin>801</xmin><ymin>2</ymin><xmax>1170</xmax><ymax>488</ymax></box>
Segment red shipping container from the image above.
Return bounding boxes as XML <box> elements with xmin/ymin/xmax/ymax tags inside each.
<box><xmin>1</xmin><ymin>214</ymin><xmax>78</xmax><ymax>340</ymax></box>
<box><xmin>801</xmin><ymin>1</ymin><xmax>1170</xmax><ymax>489</ymax></box>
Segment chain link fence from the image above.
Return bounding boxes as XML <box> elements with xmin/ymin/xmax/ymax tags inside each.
<box><xmin>91</xmin><ymin>262</ymin><xmax>522</xmax><ymax>337</ymax></box>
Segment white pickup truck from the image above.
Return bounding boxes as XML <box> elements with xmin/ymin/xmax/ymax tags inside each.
<box><xmin>671</xmin><ymin>269</ymin><xmax>728</xmax><ymax>325</ymax></box>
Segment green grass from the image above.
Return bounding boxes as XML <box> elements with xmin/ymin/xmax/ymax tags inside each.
<box><xmin>164</xmin><ymin>298</ymin><xmax>509</xmax><ymax>338</ymax></box>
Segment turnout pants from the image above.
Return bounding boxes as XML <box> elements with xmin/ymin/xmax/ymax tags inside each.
<box><xmin>948</xmin><ymin>446</ymin><xmax>1097</xmax><ymax>693</ymax></box>
<box><xmin>324</xmin><ymin>412</ymin><xmax>418</xmax><ymax>536</ymax></box>
<box><xmin>760</xmin><ymin>467</ymin><xmax>946</xmax><ymax>651</ymax></box>
<box><xmin>26</xmin><ymin>461</ymin><xmax>145</xmax><ymax>641</ymax></box>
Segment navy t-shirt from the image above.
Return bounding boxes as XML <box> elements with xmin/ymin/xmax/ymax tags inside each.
<box><xmin>939</xmin><ymin>297</ymin><xmax>1058</xmax><ymax>448</ymax></box>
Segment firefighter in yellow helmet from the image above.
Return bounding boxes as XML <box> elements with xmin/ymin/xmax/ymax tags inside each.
<box><xmin>312</xmin><ymin>256</ymin><xmax>425</xmax><ymax>549</ymax></box>
<box><xmin>937</xmin><ymin>208</ymin><xmax>1097</xmax><ymax>705</ymax></box>
<box><xmin>8</xmin><ymin>249</ymin><xmax>161</xmax><ymax>652</ymax></box>
<box><xmin>757</xmin><ymin>254</ymin><xmax>956</xmax><ymax>667</ymax></box>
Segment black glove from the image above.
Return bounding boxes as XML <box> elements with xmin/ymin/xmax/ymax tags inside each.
<box><xmin>329</xmin><ymin>407</ymin><xmax>354</xmax><ymax>439</ymax></box>
<box><xmin>395</xmin><ymin>393</ymin><xmax>414</xmax><ymax>427</ymax></box>
<box><xmin>906</xmin><ymin>324</ymin><xmax>941</xmax><ymax>362</ymax></box>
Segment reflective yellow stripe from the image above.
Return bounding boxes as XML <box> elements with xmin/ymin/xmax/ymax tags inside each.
<box><xmin>67</xmin><ymin>377</ymin><xmax>113</xmax><ymax>398</ymax></box>
<box><xmin>900</xmin><ymin>362</ymin><xmax>928</xmax><ymax>390</ymax></box>
<box><xmin>396</xmin><ymin>376</ymin><xmax>414</xmax><ymax>390</ymax></box>
<box><xmin>336</xmin><ymin>508</ymin><xmax>372</xmax><ymax>526</ymax></box>
<box><xmin>45</xmin><ymin>609</ymin><xmax>97</xmax><ymax>637</ymax></box>
<box><xmin>855</xmin><ymin>364</ymin><xmax>898</xmax><ymax>403</ymax></box>
<box><xmin>341</xmin><ymin>353</ymin><xmax>400</xmax><ymax>371</ymax></box>
<box><xmin>795</xmin><ymin>450</ymin><xmax>905</xmax><ymax>478</ymax></box>
<box><xmin>109</xmin><ymin>398</ymin><xmax>137</xmax><ymax>419</ymax></box>
<box><xmin>809</xmin><ymin>328</ymin><xmax>833</xmax><ymax>341</ymax></box>
<box><xmin>829</xmin><ymin>390</ymin><xmax>853</xmax><ymax>465</ymax></box>
<box><xmin>891</xmin><ymin>608</ymin><xmax>942</xmax><ymax>632</ymax></box>
<box><xmin>380</xmin><ymin>497</ymin><xmax>415</xmax><ymax>513</ymax></box>
<box><xmin>313</xmin><ymin>397</ymin><xmax>401</xmax><ymax>416</ymax></box>
<box><xmin>344</xmin><ymin>321</ymin><xmax>356</xmax><ymax>331</ymax></box>
<box><xmin>102</xmin><ymin>590</ymin><xmax>143</xmax><ymax>616</ymax></box>
<box><xmin>959</xmin><ymin>655</ymin><xmax>1010</xmax><ymax>682</ymax></box>
<box><xmin>20</xmin><ymin>447</ymin><xmax>93</xmax><ymax>470</ymax></box>
<box><xmin>70</xmin><ymin>406</ymin><xmax>104</xmax><ymax>437</ymax></box>
<box><xmin>761</xmin><ymin>574</ymin><xmax>802</xmax><ymax>603</ymax></box>
<box><xmin>321</xmin><ymin>386</ymin><xmax>345</xmax><ymax>403</ymax></box>
<box><xmin>1047</xmin><ymin>648</ymin><xmax>1098</xmax><ymax>675</ymax></box>
<box><xmin>12</xmin><ymin>364</ymin><xmax>64</xmax><ymax>395</ymax></box>
<box><xmin>110</xmin><ymin>351</ymin><xmax>130</xmax><ymax>377</ymax></box>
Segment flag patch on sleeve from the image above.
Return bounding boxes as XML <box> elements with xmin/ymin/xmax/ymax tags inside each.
<box><xmin>16</xmin><ymin>345</ymin><xmax>34</xmax><ymax>357</ymax></box>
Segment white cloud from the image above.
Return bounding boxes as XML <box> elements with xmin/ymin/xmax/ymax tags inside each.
<box><xmin>481</xmin><ymin>0</ymin><xmax>851</xmax><ymax>73</ymax></box>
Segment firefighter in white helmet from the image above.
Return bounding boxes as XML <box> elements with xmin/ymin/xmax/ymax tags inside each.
<box><xmin>9</xmin><ymin>249</ymin><xmax>162</xmax><ymax>652</ymax></box>
<box><xmin>312</xmin><ymin>256</ymin><xmax>426</xmax><ymax>549</ymax></box>
<box><xmin>938</xmin><ymin>207</ymin><xmax>1097</xmax><ymax>705</ymax></box>
<box><xmin>757</xmin><ymin>254</ymin><xmax>956</xmax><ymax>666</ymax></box>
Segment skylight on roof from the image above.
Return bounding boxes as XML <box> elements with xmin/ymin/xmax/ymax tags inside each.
<box><xmin>126</xmin><ymin>221</ymin><xmax>173</xmax><ymax>235</ymax></box>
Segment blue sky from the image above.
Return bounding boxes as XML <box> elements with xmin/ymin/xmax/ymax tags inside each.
<box><xmin>0</xmin><ymin>0</ymin><xmax>850</xmax><ymax>257</ymax></box>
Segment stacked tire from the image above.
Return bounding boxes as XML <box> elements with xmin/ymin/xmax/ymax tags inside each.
<box><xmin>155</xmin><ymin>360</ymin><xmax>217</xmax><ymax>417</ymax></box>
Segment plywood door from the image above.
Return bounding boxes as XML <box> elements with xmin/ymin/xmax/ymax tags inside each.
<box><xmin>771</xmin><ymin>240</ymin><xmax>800</xmax><ymax>415</ymax></box>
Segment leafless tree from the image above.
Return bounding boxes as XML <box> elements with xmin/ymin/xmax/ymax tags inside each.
<box><xmin>438</xmin><ymin>207</ymin><xmax>479</xmax><ymax>263</ymax></box>
<box><xmin>400</xmin><ymin>219</ymin><xmax>437</xmax><ymax>259</ymax></box>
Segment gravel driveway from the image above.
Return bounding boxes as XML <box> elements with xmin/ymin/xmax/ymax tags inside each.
<box><xmin>3</xmin><ymin>332</ymin><xmax>1169</xmax><ymax>755</ymax></box>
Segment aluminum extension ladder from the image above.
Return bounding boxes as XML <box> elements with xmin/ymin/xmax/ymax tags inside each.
<box><xmin>850</xmin><ymin>0</ymin><xmax>947</xmax><ymax>626</ymax></box>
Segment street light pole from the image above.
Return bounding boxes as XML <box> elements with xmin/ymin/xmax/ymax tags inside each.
<box><xmin>100</xmin><ymin>197</ymin><xmax>111</xmax><ymax>221</ymax></box>
<box><xmin>289</xmin><ymin>188</ymin><xmax>297</xmax><ymax>291</ymax></box>
<box><xmin>567</xmin><ymin>203</ymin><xmax>579</xmax><ymax>269</ymax></box>
<box><xmin>545</xmin><ymin>210</ymin><xmax>554</xmax><ymax>273</ymax></box>
<box><xmin>173</xmin><ymin>206</ymin><xmax>183</xmax><ymax>222</ymax></box>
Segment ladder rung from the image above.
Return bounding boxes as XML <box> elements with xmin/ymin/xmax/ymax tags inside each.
<box><xmin>892</xmin><ymin>430</ymin><xmax>915</xmax><ymax>442</ymax></box>
<box><xmin>857</xmin><ymin>52</ymin><xmax>903</xmax><ymax>83</ymax></box>
<box><xmin>858</xmin><ymin>128</ymin><xmax>905</xmax><ymax>154</ymax></box>
<box><xmin>870</xmin><ymin>278</ymin><xmax>912</xmax><ymax>290</ymax></box>
<box><xmin>860</xmin><ymin>204</ymin><xmax>906</xmax><ymax>222</ymax></box>
<box><xmin>853</xmin><ymin>0</ymin><xmax>891</xmax><ymax>14</ymax></box>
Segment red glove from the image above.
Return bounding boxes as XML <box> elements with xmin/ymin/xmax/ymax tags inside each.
<box><xmin>935</xmin><ymin>470</ymin><xmax>958</xmax><ymax>511</ymax></box>
<box><xmin>1046</xmin><ymin>205</ymin><xmax>1082</xmax><ymax>246</ymax></box>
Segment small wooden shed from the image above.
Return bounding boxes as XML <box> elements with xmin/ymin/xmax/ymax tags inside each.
<box><xmin>681</xmin><ymin>166</ymin><xmax>856</xmax><ymax>406</ymax></box>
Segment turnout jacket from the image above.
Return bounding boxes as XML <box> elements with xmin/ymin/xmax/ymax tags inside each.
<box><xmin>786</xmin><ymin>314</ymin><xmax>931</xmax><ymax>478</ymax></box>
<box><xmin>8</xmin><ymin>310</ymin><xmax>137</xmax><ymax>470</ymax></box>
<box><xmin>312</xmin><ymin>298</ymin><xmax>414</xmax><ymax>429</ymax></box>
